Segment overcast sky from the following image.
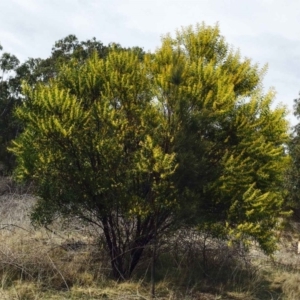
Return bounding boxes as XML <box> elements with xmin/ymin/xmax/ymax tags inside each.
<box><xmin>0</xmin><ymin>0</ymin><xmax>300</xmax><ymax>126</ymax></box>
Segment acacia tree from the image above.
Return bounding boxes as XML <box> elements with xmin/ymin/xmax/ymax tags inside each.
<box><xmin>12</xmin><ymin>49</ymin><xmax>176</xmax><ymax>280</ymax></box>
<box><xmin>10</xmin><ymin>24</ymin><xmax>289</xmax><ymax>280</ymax></box>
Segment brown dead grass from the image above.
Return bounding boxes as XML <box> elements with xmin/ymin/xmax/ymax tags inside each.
<box><xmin>1</xmin><ymin>177</ymin><xmax>300</xmax><ymax>299</ymax></box>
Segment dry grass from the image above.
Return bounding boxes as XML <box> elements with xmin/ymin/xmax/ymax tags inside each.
<box><xmin>1</xmin><ymin>178</ymin><xmax>300</xmax><ymax>299</ymax></box>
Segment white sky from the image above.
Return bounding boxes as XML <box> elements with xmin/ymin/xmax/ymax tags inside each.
<box><xmin>1</xmin><ymin>0</ymin><xmax>300</xmax><ymax>126</ymax></box>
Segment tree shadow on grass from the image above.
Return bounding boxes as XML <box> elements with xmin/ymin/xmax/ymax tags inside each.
<box><xmin>133</xmin><ymin>235</ymin><xmax>284</xmax><ymax>299</ymax></box>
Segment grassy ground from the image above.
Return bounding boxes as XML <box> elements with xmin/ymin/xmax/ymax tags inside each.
<box><xmin>0</xmin><ymin>179</ymin><xmax>300</xmax><ymax>299</ymax></box>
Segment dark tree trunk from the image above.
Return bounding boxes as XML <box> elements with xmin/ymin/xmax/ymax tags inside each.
<box><xmin>101</xmin><ymin>212</ymin><xmax>170</xmax><ymax>281</ymax></box>
<box><xmin>102</xmin><ymin>216</ymin><xmax>126</xmax><ymax>280</ymax></box>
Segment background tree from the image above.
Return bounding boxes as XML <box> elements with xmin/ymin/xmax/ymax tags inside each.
<box><xmin>0</xmin><ymin>45</ymin><xmax>20</xmax><ymax>172</ymax></box>
<box><xmin>286</xmin><ymin>94</ymin><xmax>300</xmax><ymax>216</ymax></box>
<box><xmin>17</xmin><ymin>34</ymin><xmax>144</xmax><ymax>85</ymax></box>
<box><xmin>10</xmin><ymin>24</ymin><xmax>289</xmax><ymax>280</ymax></box>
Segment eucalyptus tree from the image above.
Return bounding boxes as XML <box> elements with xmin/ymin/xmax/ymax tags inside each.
<box><xmin>0</xmin><ymin>45</ymin><xmax>20</xmax><ymax>171</ymax></box>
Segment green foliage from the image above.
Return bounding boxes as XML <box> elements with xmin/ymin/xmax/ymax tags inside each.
<box><xmin>10</xmin><ymin>23</ymin><xmax>289</xmax><ymax>278</ymax></box>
